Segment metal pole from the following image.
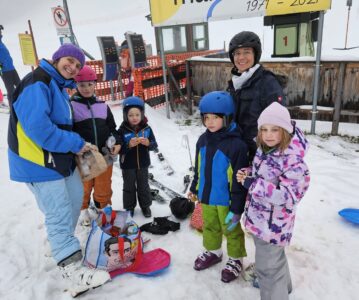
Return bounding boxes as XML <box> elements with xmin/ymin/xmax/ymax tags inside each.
<box><xmin>62</xmin><ymin>0</ymin><xmax>95</xmax><ymax>60</ymax></box>
<box><xmin>27</xmin><ymin>20</ymin><xmax>38</xmax><ymax>66</ymax></box>
<box><xmin>110</xmin><ymin>80</ymin><xmax>115</xmax><ymax>101</ymax></box>
<box><xmin>62</xmin><ymin>0</ymin><xmax>78</xmax><ymax>46</ymax></box>
<box><xmin>310</xmin><ymin>10</ymin><xmax>325</xmax><ymax>134</ymax></box>
<box><xmin>117</xmin><ymin>65</ymin><xmax>124</xmax><ymax>98</ymax></box>
<box><xmin>344</xmin><ymin>5</ymin><xmax>351</xmax><ymax>49</ymax></box>
<box><xmin>159</xmin><ymin>29</ymin><xmax>170</xmax><ymax>119</ymax></box>
<box><xmin>186</xmin><ymin>60</ymin><xmax>192</xmax><ymax>115</ymax></box>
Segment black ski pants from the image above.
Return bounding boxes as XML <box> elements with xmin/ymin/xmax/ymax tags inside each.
<box><xmin>122</xmin><ymin>168</ymin><xmax>151</xmax><ymax>210</ymax></box>
<box><xmin>1</xmin><ymin>69</ymin><xmax>20</xmax><ymax>103</ymax></box>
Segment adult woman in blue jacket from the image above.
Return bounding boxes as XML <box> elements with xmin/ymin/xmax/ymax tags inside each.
<box><xmin>227</xmin><ymin>31</ymin><xmax>286</xmax><ymax>162</ymax></box>
<box><xmin>7</xmin><ymin>44</ymin><xmax>110</xmax><ymax>297</ymax></box>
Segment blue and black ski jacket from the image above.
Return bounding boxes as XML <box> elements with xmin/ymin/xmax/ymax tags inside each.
<box><xmin>7</xmin><ymin>59</ymin><xmax>85</xmax><ymax>182</ymax></box>
<box><xmin>190</xmin><ymin>123</ymin><xmax>249</xmax><ymax>214</ymax></box>
<box><xmin>118</xmin><ymin>120</ymin><xmax>157</xmax><ymax>170</ymax></box>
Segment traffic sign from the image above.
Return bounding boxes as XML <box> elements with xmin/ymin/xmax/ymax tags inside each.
<box><xmin>51</xmin><ymin>6</ymin><xmax>71</xmax><ymax>36</ymax></box>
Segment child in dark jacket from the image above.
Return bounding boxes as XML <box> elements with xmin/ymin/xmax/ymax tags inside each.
<box><xmin>188</xmin><ymin>91</ymin><xmax>249</xmax><ymax>283</ymax></box>
<box><xmin>117</xmin><ymin>97</ymin><xmax>158</xmax><ymax>218</ymax></box>
<box><xmin>71</xmin><ymin>65</ymin><xmax>121</xmax><ymax>225</ymax></box>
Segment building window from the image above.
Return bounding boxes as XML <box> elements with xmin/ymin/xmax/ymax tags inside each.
<box><xmin>155</xmin><ymin>22</ymin><xmax>209</xmax><ymax>54</ymax></box>
<box><xmin>161</xmin><ymin>26</ymin><xmax>187</xmax><ymax>53</ymax></box>
<box><xmin>192</xmin><ymin>23</ymin><xmax>208</xmax><ymax>51</ymax></box>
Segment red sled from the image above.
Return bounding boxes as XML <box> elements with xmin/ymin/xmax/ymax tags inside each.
<box><xmin>110</xmin><ymin>248</ymin><xmax>171</xmax><ymax>278</ymax></box>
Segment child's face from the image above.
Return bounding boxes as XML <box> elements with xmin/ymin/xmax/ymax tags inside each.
<box><xmin>203</xmin><ymin>113</ymin><xmax>223</xmax><ymax>132</ymax></box>
<box><xmin>260</xmin><ymin>125</ymin><xmax>282</xmax><ymax>148</ymax></box>
<box><xmin>127</xmin><ymin>107</ymin><xmax>142</xmax><ymax>126</ymax></box>
<box><xmin>77</xmin><ymin>81</ymin><xmax>96</xmax><ymax>98</ymax></box>
<box><xmin>55</xmin><ymin>56</ymin><xmax>82</xmax><ymax>79</ymax></box>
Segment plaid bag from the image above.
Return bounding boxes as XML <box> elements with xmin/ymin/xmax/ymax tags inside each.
<box><xmin>190</xmin><ymin>202</ymin><xmax>203</xmax><ymax>232</ymax></box>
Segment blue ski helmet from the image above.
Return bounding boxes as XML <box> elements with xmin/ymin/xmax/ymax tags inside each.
<box><xmin>123</xmin><ymin>96</ymin><xmax>145</xmax><ymax>122</ymax></box>
<box><xmin>199</xmin><ymin>91</ymin><xmax>234</xmax><ymax>128</ymax></box>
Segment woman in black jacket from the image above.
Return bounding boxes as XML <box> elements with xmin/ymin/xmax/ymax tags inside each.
<box><xmin>227</xmin><ymin>31</ymin><xmax>287</xmax><ymax>161</ymax></box>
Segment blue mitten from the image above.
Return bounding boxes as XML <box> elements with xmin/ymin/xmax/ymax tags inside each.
<box><xmin>225</xmin><ymin>211</ymin><xmax>241</xmax><ymax>231</ymax></box>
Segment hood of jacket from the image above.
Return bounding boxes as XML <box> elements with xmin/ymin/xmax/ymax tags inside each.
<box><xmin>71</xmin><ymin>92</ymin><xmax>97</xmax><ymax>105</ymax></box>
<box><xmin>39</xmin><ymin>59</ymin><xmax>77</xmax><ymax>90</ymax></box>
<box><xmin>120</xmin><ymin>117</ymin><xmax>149</xmax><ymax>133</ymax></box>
<box><xmin>204</xmin><ymin>122</ymin><xmax>243</xmax><ymax>143</ymax></box>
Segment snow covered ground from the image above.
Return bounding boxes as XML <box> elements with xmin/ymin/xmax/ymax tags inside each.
<box><xmin>0</xmin><ymin>102</ymin><xmax>359</xmax><ymax>300</ymax></box>
<box><xmin>1</xmin><ymin>0</ymin><xmax>359</xmax><ymax>299</ymax></box>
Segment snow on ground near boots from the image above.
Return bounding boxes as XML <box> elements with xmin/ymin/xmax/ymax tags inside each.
<box><xmin>0</xmin><ymin>107</ymin><xmax>358</xmax><ymax>300</ymax></box>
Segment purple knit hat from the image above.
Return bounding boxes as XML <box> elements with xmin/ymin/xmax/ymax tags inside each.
<box><xmin>257</xmin><ymin>102</ymin><xmax>293</xmax><ymax>133</ymax></box>
<box><xmin>52</xmin><ymin>44</ymin><xmax>85</xmax><ymax>67</ymax></box>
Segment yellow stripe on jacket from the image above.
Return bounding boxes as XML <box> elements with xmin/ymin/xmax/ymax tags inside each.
<box><xmin>17</xmin><ymin>122</ymin><xmax>45</xmax><ymax>166</ymax></box>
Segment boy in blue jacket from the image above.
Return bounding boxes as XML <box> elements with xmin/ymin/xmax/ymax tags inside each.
<box><xmin>188</xmin><ymin>91</ymin><xmax>248</xmax><ymax>283</ymax></box>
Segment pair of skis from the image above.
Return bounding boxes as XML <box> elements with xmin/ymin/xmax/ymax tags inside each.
<box><xmin>153</xmin><ymin>147</ymin><xmax>174</xmax><ymax>175</ymax></box>
<box><xmin>150</xmin><ymin>147</ymin><xmax>176</xmax><ymax>203</ymax></box>
<box><xmin>148</xmin><ymin>173</ymin><xmax>184</xmax><ymax>203</ymax></box>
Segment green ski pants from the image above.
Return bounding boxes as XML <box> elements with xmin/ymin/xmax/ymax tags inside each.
<box><xmin>202</xmin><ymin>204</ymin><xmax>247</xmax><ymax>258</ymax></box>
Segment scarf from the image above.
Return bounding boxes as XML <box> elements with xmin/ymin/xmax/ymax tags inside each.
<box><xmin>232</xmin><ymin>64</ymin><xmax>260</xmax><ymax>90</ymax></box>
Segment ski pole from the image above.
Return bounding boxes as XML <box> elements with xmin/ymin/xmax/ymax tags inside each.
<box><xmin>182</xmin><ymin>135</ymin><xmax>194</xmax><ymax>171</ymax></box>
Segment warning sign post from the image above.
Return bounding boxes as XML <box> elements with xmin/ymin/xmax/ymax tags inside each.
<box><xmin>51</xmin><ymin>6</ymin><xmax>71</xmax><ymax>36</ymax></box>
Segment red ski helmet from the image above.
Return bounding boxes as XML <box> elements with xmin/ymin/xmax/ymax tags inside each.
<box><xmin>75</xmin><ymin>65</ymin><xmax>97</xmax><ymax>82</ymax></box>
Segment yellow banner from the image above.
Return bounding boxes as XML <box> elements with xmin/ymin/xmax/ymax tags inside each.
<box><xmin>18</xmin><ymin>34</ymin><xmax>37</xmax><ymax>66</ymax></box>
<box><xmin>266</xmin><ymin>0</ymin><xmax>332</xmax><ymax>16</ymax></box>
<box><xmin>149</xmin><ymin>0</ymin><xmax>265</xmax><ymax>27</ymax></box>
<box><xmin>149</xmin><ymin>0</ymin><xmax>332</xmax><ymax>26</ymax></box>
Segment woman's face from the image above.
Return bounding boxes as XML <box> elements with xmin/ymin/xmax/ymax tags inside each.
<box><xmin>232</xmin><ymin>47</ymin><xmax>255</xmax><ymax>73</ymax></box>
<box><xmin>55</xmin><ymin>56</ymin><xmax>82</xmax><ymax>79</ymax></box>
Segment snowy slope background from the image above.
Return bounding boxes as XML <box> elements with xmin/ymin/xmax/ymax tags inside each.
<box><xmin>1</xmin><ymin>0</ymin><xmax>359</xmax><ymax>299</ymax></box>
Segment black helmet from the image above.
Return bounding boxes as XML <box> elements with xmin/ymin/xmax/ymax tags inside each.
<box><xmin>170</xmin><ymin>197</ymin><xmax>195</xmax><ymax>219</ymax></box>
<box><xmin>228</xmin><ymin>31</ymin><xmax>262</xmax><ymax>65</ymax></box>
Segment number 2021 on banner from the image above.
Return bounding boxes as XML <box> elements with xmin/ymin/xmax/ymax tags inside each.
<box><xmin>248</xmin><ymin>0</ymin><xmax>332</xmax><ymax>16</ymax></box>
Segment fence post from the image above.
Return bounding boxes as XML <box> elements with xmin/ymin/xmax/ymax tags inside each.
<box><xmin>331</xmin><ymin>62</ymin><xmax>346</xmax><ymax>135</ymax></box>
<box><xmin>186</xmin><ymin>60</ymin><xmax>192</xmax><ymax>115</ymax></box>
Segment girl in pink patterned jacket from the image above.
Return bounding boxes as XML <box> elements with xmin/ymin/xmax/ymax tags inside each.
<box><xmin>237</xmin><ymin>102</ymin><xmax>310</xmax><ymax>300</ymax></box>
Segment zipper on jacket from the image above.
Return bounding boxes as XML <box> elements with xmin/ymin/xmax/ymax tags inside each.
<box><xmin>136</xmin><ymin>132</ymin><xmax>140</xmax><ymax>169</ymax></box>
<box><xmin>87</xmin><ymin>101</ymin><xmax>98</xmax><ymax>147</ymax></box>
<box><xmin>48</xmin><ymin>152</ymin><xmax>56</xmax><ymax>168</ymax></box>
<box><xmin>268</xmin><ymin>204</ymin><xmax>274</xmax><ymax>228</ymax></box>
